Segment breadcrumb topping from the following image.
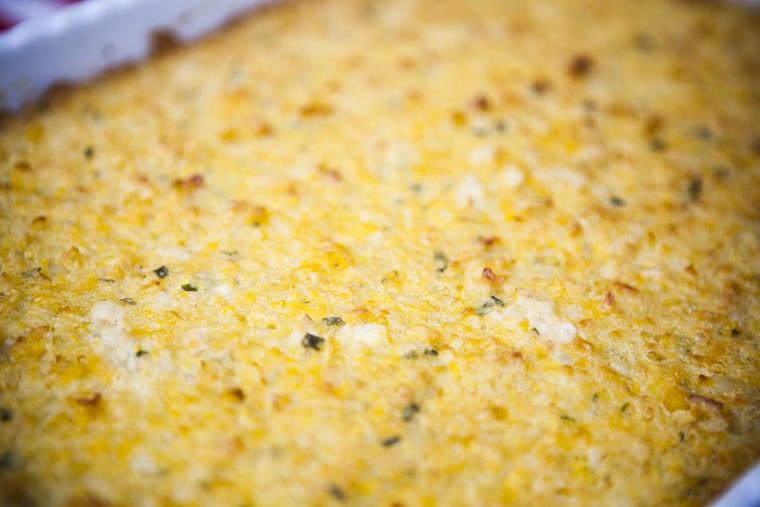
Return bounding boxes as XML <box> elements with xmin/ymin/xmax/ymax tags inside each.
<box><xmin>1</xmin><ymin>0</ymin><xmax>759</xmax><ymax>505</ymax></box>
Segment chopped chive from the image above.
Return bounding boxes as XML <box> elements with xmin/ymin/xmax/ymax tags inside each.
<box><xmin>302</xmin><ymin>333</ymin><xmax>325</xmax><ymax>351</ymax></box>
<box><xmin>381</xmin><ymin>435</ymin><xmax>401</xmax><ymax>447</ymax></box>
<box><xmin>402</xmin><ymin>403</ymin><xmax>420</xmax><ymax>422</ymax></box>
<box><xmin>322</xmin><ymin>316</ymin><xmax>345</xmax><ymax>326</ymax></box>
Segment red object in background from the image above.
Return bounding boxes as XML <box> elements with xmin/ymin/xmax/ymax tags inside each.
<box><xmin>0</xmin><ymin>0</ymin><xmax>84</xmax><ymax>32</ymax></box>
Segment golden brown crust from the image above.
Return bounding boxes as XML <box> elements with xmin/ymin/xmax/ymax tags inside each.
<box><xmin>1</xmin><ymin>0</ymin><xmax>759</xmax><ymax>505</ymax></box>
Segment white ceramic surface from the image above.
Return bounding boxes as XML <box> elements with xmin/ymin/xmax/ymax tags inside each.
<box><xmin>0</xmin><ymin>0</ymin><xmax>275</xmax><ymax>111</ymax></box>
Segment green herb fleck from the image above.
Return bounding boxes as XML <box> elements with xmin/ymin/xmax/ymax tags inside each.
<box><xmin>751</xmin><ymin>137</ymin><xmax>760</xmax><ymax>155</ymax></box>
<box><xmin>136</xmin><ymin>350</ymin><xmax>149</xmax><ymax>358</ymax></box>
<box><xmin>154</xmin><ymin>266</ymin><xmax>169</xmax><ymax>279</ymax></box>
<box><xmin>633</xmin><ymin>32</ymin><xmax>656</xmax><ymax>51</ymax></box>
<box><xmin>328</xmin><ymin>484</ymin><xmax>346</xmax><ymax>502</ymax></box>
<box><xmin>621</xmin><ymin>403</ymin><xmax>630</xmax><ymax>413</ymax></box>
<box><xmin>434</xmin><ymin>250</ymin><xmax>449</xmax><ymax>273</ymax></box>
<box><xmin>22</xmin><ymin>267</ymin><xmax>41</xmax><ymax>278</ymax></box>
<box><xmin>649</xmin><ymin>138</ymin><xmax>667</xmax><ymax>152</ymax></box>
<box><xmin>0</xmin><ymin>451</ymin><xmax>16</xmax><ymax>470</ymax></box>
<box><xmin>475</xmin><ymin>295</ymin><xmax>505</xmax><ymax>315</ymax></box>
<box><xmin>302</xmin><ymin>333</ymin><xmax>325</xmax><ymax>351</ymax></box>
<box><xmin>0</xmin><ymin>408</ymin><xmax>12</xmax><ymax>423</ymax></box>
<box><xmin>84</xmin><ymin>146</ymin><xmax>95</xmax><ymax>160</ymax></box>
<box><xmin>120</xmin><ymin>297</ymin><xmax>137</xmax><ymax>305</ymax></box>
<box><xmin>679</xmin><ymin>431</ymin><xmax>685</xmax><ymax>442</ymax></box>
<box><xmin>381</xmin><ymin>435</ymin><xmax>401</xmax><ymax>447</ymax></box>
<box><xmin>560</xmin><ymin>414</ymin><xmax>576</xmax><ymax>422</ymax></box>
<box><xmin>181</xmin><ymin>283</ymin><xmax>198</xmax><ymax>292</ymax></box>
<box><xmin>424</xmin><ymin>348</ymin><xmax>439</xmax><ymax>356</ymax></box>
<box><xmin>687</xmin><ymin>177</ymin><xmax>703</xmax><ymax>202</ymax></box>
<box><xmin>713</xmin><ymin>166</ymin><xmax>731</xmax><ymax>180</ymax></box>
<box><xmin>402</xmin><ymin>403</ymin><xmax>420</xmax><ymax>422</ymax></box>
<box><xmin>693</xmin><ymin>126</ymin><xmax>712</xmax><ymax>141</ymax></box>
<box><xmin>731</xmin><ymin>328</ymin><xmax>741</xmax><ymax>338</ymax></box>
<box><xmin>610</xmin><ymin>196</ymin><xmax>626</xmax><ymax>207</ymax></box>
<box><xmin>322</xmin><ymin>316</ymin><xmax>345</xmax><ymax>326</ymax></box>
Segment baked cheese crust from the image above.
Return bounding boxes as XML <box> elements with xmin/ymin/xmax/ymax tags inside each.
<box><xmin>1</xmin><ymin>0</ymin><xmax>759</xmax><ymax>505</ymax></box>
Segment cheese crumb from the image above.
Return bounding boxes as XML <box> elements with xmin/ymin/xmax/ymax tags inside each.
<box><xmin>90</xmin><ymin>300</ymin><xmax>124</xmax><ymax>327</ymax></box>
<box><xmin>335</xmin><ymin>324</ymin><xmax>389</xmax><ymax>353</ymax></box>
<box><xmin>456</xmin><ymin>174</ymin><xmax>484</xmax><ymax>209</ymax></box>
<box><xmin>468</xmin><ymin>145</ymin><xmax>496</xmax><ymax>165</ymax></box>
<box><xmin>499</xmin><ymin>295</ymin><xmax>576</xmax><ymax>344</ymax></box>
<box><xmin>501</xmin><ymin>165</ymin><xmax>525</xmax><ymax>188</ymax></box>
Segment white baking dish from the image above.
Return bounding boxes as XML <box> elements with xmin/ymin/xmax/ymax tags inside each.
<box><xmin>0</xmin><ymin>0</ymin><xmax>275</xmax><ymax>112</ymax></box>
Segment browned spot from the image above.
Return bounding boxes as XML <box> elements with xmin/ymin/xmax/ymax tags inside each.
<box><xmin>687</xmin><ymin>393</ymin><xmax>724</xmax><ymax>412</ymax></box>
<box><xmin>405</xmin><ymin>90</ymin><xmax>422</xmax><ymax>103</ymax></box>
<box><xmin>150</xmin><ymin>29</ymin><xmax>183</xmax><ymax>56</ymax></box>
<box><xmin>568</xmin><ymin>54</ymin><xmax>594</xmax><ymax>78</ymax></box>
<box><xmin>13</xmin><ymin>160</ymin><xmax>31</xmax><ymax>171</ymax></box>
<box><xmin>482</xmin><ymin>267</ymin><xmax>496</xmax><ymax>282</ymax></box>
<box><xmin>751</xmin><ymin>137</ymin><xmax>760</xmax><ymax>156</ymax></box>
<box><xmin>219</xmin><ymin>128</ymin><xmax>240</xmax><ymax>142</ymax></box>
<box><xmin>685</xmin><ymin>264</ymin><xmax>697</xmax><ymax>276</ymax></box>
<box><xmin>231</xmin><ymin>201</ymin><xmax>270</xmax><ymax>226</ymax></box>
<box><xmin>531</xmin><ymin>78</ymin><xmax>552</xmax><ymax>94</ymax></box>
<box><xmin>606</xmin><ymin>101</ymin><xmax>636</xmax><ymax>117</ymax></box>
<box><xmin>31</xmin><ymin>215</ymin><xmax>47</xmax><ymax>225</ymax></box>
<box><xmin>318</xmin><ymin>163</ymin><xmax>342</xmax><ymax>181</ymax></box>
<box><xmin>64</xmin><ymin>492</ymin><xmax>110</xmax><ymax>507</ymax></box>
<box><xmin>490</xmin><ymin>404</ymin><xmax>509</xmax><ymax>421</ymax></box>
<box><xmin>478</xmin><ymin>236</ymin><xmax>500</xmax><ymax>248</ymax></box>
<box><xmin>285</xmin><ymin>183</ymin><xmax>300</xmax><ymax>197</ymax></box>
<box><xmin>271</xmin><ymin>393</ymin><xmax>291</xmax><ymax>411</ymax></box>
<box><xmin>450</xmin><ymin>110</ymin><xmax>467</xmax><ymax>127</ymax></box>
<box><xmin>397</xmin><ymin>56</ymin><xmax>417</xmax><ymax>69</ymax></box>
<box><xmin>172</xmin><ymin>173</ymin><xmax>205</xmax><ymax>191</ymax></box>
<box><xmin>255</xmin><ymin>122</ymin><xmax>274</xmax><ymax>137</ymax></box>
<box><xmin>604</xmin><ymin>291</ymin><xmax>615</xmax><ymax>306</ymax></box>
<box><xmin>698</xmin><ymin>374</ymin><xmax>712</xmax><ymax>385</ymax></box>
<box><xmin>35</xmin><ymin>82</ymin><xmax>76</xmax><ymax>111</ymax></box>
<box><xmin>643</xmin><ymin>114</ymin><xmax>664</xmax><ymax>137</ymax></box>
<box><xmin>299</xmin><ymin>102</ymin><xmax>334</xmax><ymax>118</ymax></box>
<box><xmin>613</xmin><ymin>281</ymin><xmax>639</xmax><ymax>294</ymax></box>
<box><xmin>75</xmin><ymin>392</ymin><xmax>102</xmax><ymax>406</ymax></box>
<box><xmin>226</xmin><ymin>436</ymin><xmax>244</xmax><ymax>454</ymax></box>
<box><xmin>227</xmin><ymin>387</ymin><xmax>245</xmax><ymax>402</ymax></box>
<box><xmin>470</xmin><ymin>94</ymin><xmax>490</xmax><ymax>111</ymax></box>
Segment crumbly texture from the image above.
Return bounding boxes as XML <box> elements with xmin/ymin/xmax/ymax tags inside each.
<box><xmin>1</xmin><ymin>0</ymin><xmax>760</xmax><ymax>505</ymax></box>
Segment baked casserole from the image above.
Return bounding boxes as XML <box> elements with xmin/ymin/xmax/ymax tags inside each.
<box><xmin>1</xmin><ymin>0</ymin><xmax>759</xmax><ymax>505</ymax></box>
